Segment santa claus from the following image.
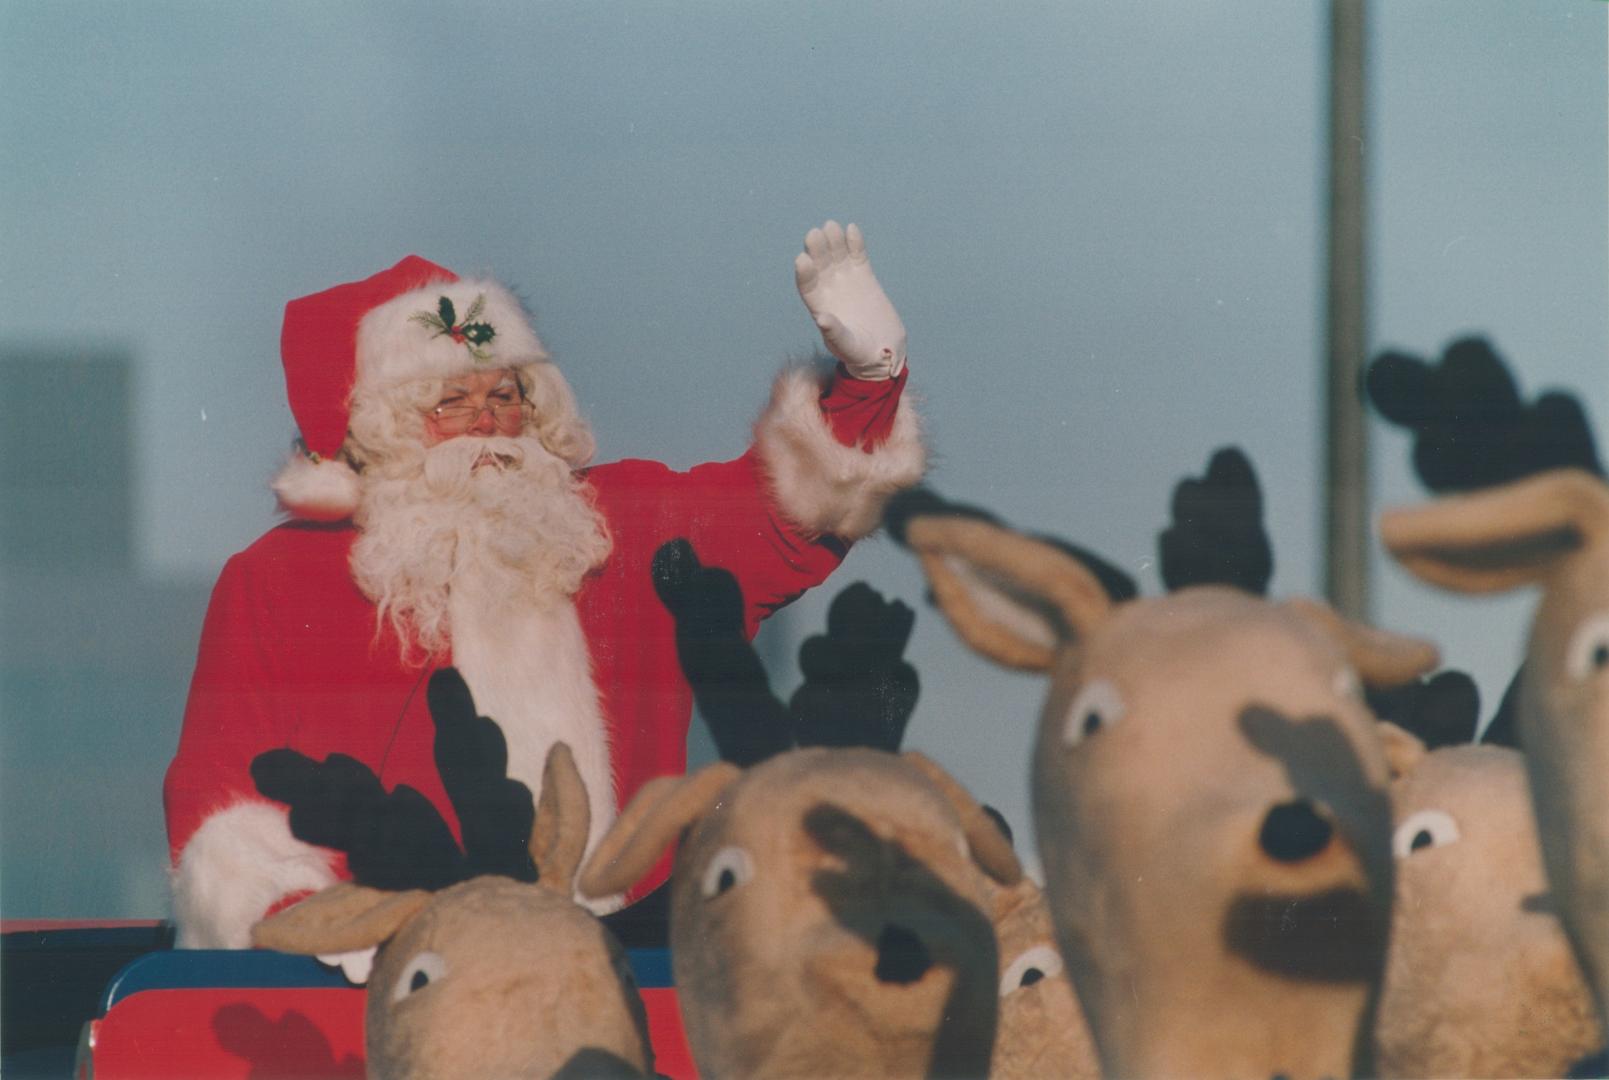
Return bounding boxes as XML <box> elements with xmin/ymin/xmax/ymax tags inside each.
<box><xmin>164</xmin><ymin>222</ymin><xmax>925</xmax><ymax>948</ymax></box>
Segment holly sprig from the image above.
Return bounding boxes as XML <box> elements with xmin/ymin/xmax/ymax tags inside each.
<box><xmin>410</xmin><ymin>294</ymin><xmax>497</xmax><ymax>362</ymax></box>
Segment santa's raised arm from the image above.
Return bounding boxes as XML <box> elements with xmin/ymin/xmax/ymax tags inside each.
<box><xmin>164</xmin><ymin>222</ymin><xmax>925</xmax><ymax>947</ymax></box>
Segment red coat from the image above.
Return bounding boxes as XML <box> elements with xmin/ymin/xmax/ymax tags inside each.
<box><xmin>165</xmin><ymin>366</ymin><xmax>922</xmax><ymax>946</ymax></box>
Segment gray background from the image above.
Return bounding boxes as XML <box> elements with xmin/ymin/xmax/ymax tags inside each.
<box><xmin>2</xmin><ymin>1</ymin><xmax>1604</xmax><ymax>918</ymax></box>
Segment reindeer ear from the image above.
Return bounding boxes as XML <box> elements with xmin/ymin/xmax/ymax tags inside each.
<box><xmin>902</xmin><ymin>751</ymin><xmax>1022</xmax><ymax>886</ymax></box>
<box><xmin>530</xmin><ymin>742</ymin><xmax>590</xmax><ymax>896</ymax></box>
<box><xmin>251</xmin><ymin>882</ymin><xmax>433</xmax><ymax>955</ymax></box>
<box><xmin>577</xmin><ymin>762</ymin><xmax>742</xmax><ymax>900</ymax></box>
<box><xmin>1380</xmin><ymin>469</ymin><xmax>1609</xmax><ymax>595</ymax></box>
<box><xmin>902</xmin><ymin>514</ymin><xmax>1113</xmax><ymax>672</ymax></box>
<box><xmin>1282</xmin><ymin>597</ymin><xmax>1440</xmax><ymax>689</ymax></box>
<box><xmin>1376</xmin><ymin>721</ymin><xmax>1428</xmax><ymax>780</ymax></box>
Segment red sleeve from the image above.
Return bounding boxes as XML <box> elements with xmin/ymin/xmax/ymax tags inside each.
<box><xmin>593</xmin><ymin>367</ymin><xmax>911</xmax><ymax>638</ymax></box>
<box><xmin>680</xmin><ymin>453</ymin><xmax>846</xmax><ymax>635</ymax></box>
<box><xmin>163</xmin><ymin>552</ymin><xmax>291</xmax><ymax>865</ymax></box>
<box><xmin>819</xmin><ymin>363</ymin><xmax>908</xmax><ymax>449</ymax></box>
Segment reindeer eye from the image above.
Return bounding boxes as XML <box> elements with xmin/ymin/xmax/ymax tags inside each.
<box><xmin>1565</xmin><ymin>612</ymin><xmax>1609</xmax><ymax>682</ymax></box>
<box><xmin>1062</xmin><ymin>679</ymin><xmax>1125</xmax><ymax>747</ymax></box>
<box><xmin>701</xmin><ymin>846</ymin><xmax>755</xmax><ymax>898</ymax></box>
<box><xmin>1000</xmin><ymin>944</ymin><xmax>1063</xmax><ymax>997</ymax></box>
<box><xmin>1393</xmin><ymin>809</ymin><xmax>1461</xmax><ymax>859</ymax></box>
<box><xmin>392</xmin><ymin>951</ymin><xmax>448</xmax><ymax>1003</ymax></box>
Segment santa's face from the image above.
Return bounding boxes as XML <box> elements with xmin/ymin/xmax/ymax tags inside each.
<box><xmin>421</xmin><ymin>368</ymin><xmax>525</xmax><ymax>446</ymax></box>
<box><xmin>347</xmin><ymin>369</ymin><xmax>611</xmax><ymax>660</ymax></box>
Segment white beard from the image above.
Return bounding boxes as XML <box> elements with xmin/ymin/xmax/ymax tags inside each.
<box><xmin>351</xmin><ymin>434</ymin><xmax>612</xmax><ymax>658</ymax></box>
<box><xmin>350</xmin><ymin>433</ymin><xmax>619</xmax><ymax>908</ymax></box>
<box><xmin>448</xmin><ymin>587</ymin><xmax>619</xmax><ymax>910</ymax></box>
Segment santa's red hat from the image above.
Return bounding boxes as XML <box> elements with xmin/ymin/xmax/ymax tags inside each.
<box><xmin>272</xmin><ymin>255</ymin><xmax>551</xmax><ymax>520</ymax></box>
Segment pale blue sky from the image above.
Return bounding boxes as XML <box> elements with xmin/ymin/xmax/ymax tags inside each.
<box><xmin>2</xmin><ymin>1</ymin><xmax>1604</xmax><ymax>915</ymax></box>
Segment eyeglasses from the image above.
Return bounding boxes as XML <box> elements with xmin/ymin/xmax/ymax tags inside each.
<box><xmin>430</xmin><ymin>399</ymin><xmax>524</xmax><ymax>435</ymax></box>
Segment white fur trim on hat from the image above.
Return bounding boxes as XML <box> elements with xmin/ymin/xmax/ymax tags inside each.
<box><xmin>171</xmin><ymin>800</ymin><xmax>340</xmax><ymax>949</ymax></box>
<box><xmin>272</xmin><ymin>450</ymin><xmax>362</xmax><ymax>522</ymax></box>
<box><xmin>355</xmin><ymin>277</ymin><xmax>549</xmax><ymax>390</ymax></box>
<box><xmin>754</xmin><ymin>366</ymin><xmax>926</xmax><ymax>540</ymax></box>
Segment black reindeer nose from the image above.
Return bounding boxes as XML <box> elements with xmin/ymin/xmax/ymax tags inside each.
<box><xmin>874</xmin><ymin>923</ymin><xmax>933</xmax><ymax>984</ymax></box>
<box><xmin>1259</xmin><ymin>799</ymin><xmax>1334</xmax><ymax>863</ymax></box>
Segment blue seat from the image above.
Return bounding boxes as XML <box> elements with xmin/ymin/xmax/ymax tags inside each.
<box><xmin>100</xmin><ymin>945</ymin><xmax>677</xmax><ymax>1012</ymax></box>
<box><xmin>100</xmin><ymin>949</ymin><xmax>348</xmax><ymax>1010</ymax></box>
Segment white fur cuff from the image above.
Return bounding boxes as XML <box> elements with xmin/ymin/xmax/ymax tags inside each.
<box><xmin>754</xmin><ymin>367</ymin><xmax>925</xmax><ymax>540</ymax></box>
<box><xmin>171</xmin><ymin>800</ymin><xmax>339</xmax><ymax>949</ymax></box>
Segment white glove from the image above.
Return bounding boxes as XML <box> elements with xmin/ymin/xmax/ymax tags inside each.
<box><xmin>795</xmin><ymin>221</ymin><xmax>907</xmax><ymax>381</ymax></box>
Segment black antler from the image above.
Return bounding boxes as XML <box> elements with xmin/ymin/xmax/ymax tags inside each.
<box><xmin>251</xmin><ymin>667</ymin><xmax>538</xmax><ymax>891</ymax></box>
<box><xmin>1365</xmin><ymin>335</ymin><xmax>1603</xmax><ymax>493</ymax></box>
<box><xmin>892</xmin><ymin>450</ymin><xmax>1270</xmax><ymax>600</ymax></box>
<box><xmin>1157</xmin><ymin>446</ymin><xmax>1273</xmax><ymax>596</ymax></box>
<box><xmin>652</xmin><ymin>538</ymin><xmax>794</xmax><ymax>767</ymax></box>
<box><xmin>250</xmin><ymin>749</ymin><xmax>465</xmax><ymax>891</ymax></box>
<box><xmin>791</xmin><ymin>583</ymin><xmax>918</xmax><ymax>754</ymax></box>
<box><xmin>1365</xmin><ymin>669</ymin><xmax>1483</xmax><ymax>751</ymax></box>
<box><xmin>652</xmin><ymin>538</ymin><xmax>925</xmax><ymax>764</ymax></box>
<box><xmin>426</xmin><ymin>669</ymin><xmax>538</xmax><ymax>882</ymax></box>
<box><xmin>1366</xmin><ymin>335</ymin><xmax>1601</xmax><ymax>747</ymax></box>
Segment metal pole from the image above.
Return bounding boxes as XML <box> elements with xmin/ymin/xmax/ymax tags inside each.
<box><xmin>1325</xmin><ymin>0</ymin><xmax>1370</xmax><ymax>620</ymax></box>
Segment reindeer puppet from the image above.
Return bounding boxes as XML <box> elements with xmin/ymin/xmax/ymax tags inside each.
<box><xmin>571</xmin><ymin>544</ymin><xmax>1042</xmax><ymax>1077</ymax></box>
<box><xmin>1371</xmin><ymin>690</ymin><xmax>1602</xmax><ymax>1077</ymax></box>
<box><xmin>1153</xmin><ymin>431</ymin><xmax>1604</xmax><ymax>1072</ymax></box>
<box><xmin>645</xmin><ymin>538</ymin><xmax>1099</xmax><ymax>1078</ymax></box>
<box><xmin>981</xmin><ymin>820</ymin><xmax>1098</xmax><ymax>1080</ymax></box>
<box><xmin>1370</xmin><ymin>336</ymin><xmax>1609</xmax><ymax>1036</ymax></box>
<box><xmin>888</xmin><ymin>482</ymin><xmax>1438</xmax><ymax>1080</ymax></box>
<box><xmin>250</xmin><ymin>670</ymin><xmax>653</xmax><ymax>1080</ymax></box>
<box><xmin>580</xmin><ymin>744</ymin><xmax>1024</xmax><ymax>1078</ymax></box>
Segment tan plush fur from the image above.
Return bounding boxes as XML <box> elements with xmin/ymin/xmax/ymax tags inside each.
<box><xmin>904</xmin><ymin>512</ymin><xmax>1438</xmax><ymax>1080</ymax></box>
<box><xmin>362</xmin><ymin>879</ymin><xmax>648</xmax><ymax>1079</ymax></box>
<box><xmin>1382</xmin><ymin>468</ymin><xmax>1609</xmax><ymax>1030</ymax></box>
<box><xmin>580</xmin><ymin>747</ymin><xmax>1019</xmax><ymax>1079</ymax></box>
<box><xmin>1374</xmin><ymin>728</ymin><xmax>1602</xmax><ymax>1078</ymax></box>
<box><xmin>251</xmin><ymin>744</ymin><xmax>652</xmax><ymax>1078</ymax></box>
<box><xmin>987</xmin><ymin>874</ymin><xmax>1099</xmax><ymax>1079</ymax></box>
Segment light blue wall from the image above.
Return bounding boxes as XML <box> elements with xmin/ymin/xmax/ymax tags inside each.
<box><xmin>2</xmin><ymin>1</ymin><xmax>1604</xmax><ymax>917</ymax></box>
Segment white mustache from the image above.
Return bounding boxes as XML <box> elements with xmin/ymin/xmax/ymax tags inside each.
<box><xmin>422</xmin><ymin>435</ymin><xmax>533</xmax><ymax>497</ymax></box>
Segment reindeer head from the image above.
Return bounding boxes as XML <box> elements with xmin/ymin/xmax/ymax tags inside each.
<box><xmin>250</xmin><ymin>671</ymin><xmax>653</xmax><ymax>1079</ymax></box>
<box><xmin>648</xmin><ymin>538</ymin><xmax>1106</xmax><ymax>1076</ymax></box>
<box><xmin>577</xmin><ymin>746</ymin><xmax>1019</xmax><ymax>1078</ymax></box>
<box><xmin>1381</xmin><ymin>466</ymin><xmax>1609</xmax><ymax>1028</ymax></box>
<box><xmin>984</xmin><ymin>866</ymin><xmax>1099</xmax><ymax>1080</ymax></box>
<box><xmin>894</xmin><ymin>503</ymin><xmax>1436</xmax><ymax>1080</ymax></box>
<box><xmin>1373</xmin><ymin>714</ymin><xmax>1603</xmax><ymax>1078</ymax></box>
